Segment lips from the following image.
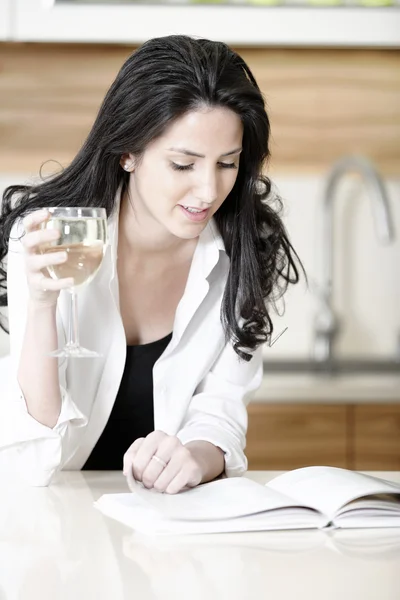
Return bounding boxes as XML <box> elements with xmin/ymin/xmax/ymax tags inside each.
<box><xmin>181</xmin><ymin>205</ymin><xmax>205</xmax><ymax>212</ymax></box>
<box><xmin>179</xmin><ymin>205</ymin><xmax>210</xmax><ymax>222</ymax></box>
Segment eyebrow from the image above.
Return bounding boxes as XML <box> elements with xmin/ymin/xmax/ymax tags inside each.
<box><xmin>167</xmin><ymin>147</ymin><xmax>242</xmax><ymax>158</ymax></box>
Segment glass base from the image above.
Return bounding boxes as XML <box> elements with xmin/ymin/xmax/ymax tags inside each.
<box><xmin>49</xmin><ymin>344</ymin><xmax>102</xmax><ymax>358</ymax></box>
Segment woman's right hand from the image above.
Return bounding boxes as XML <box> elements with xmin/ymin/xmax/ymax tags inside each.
<box><xmin>21</xmin><ymin>209</ymin><xmax>75</xmax><ymax>307</ymax></box>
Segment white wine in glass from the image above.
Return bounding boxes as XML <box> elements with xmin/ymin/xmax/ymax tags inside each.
<box><xmin>40</xmin><ymin>207</ymin><xmax>108</xmax><ymax>358</ymax></box>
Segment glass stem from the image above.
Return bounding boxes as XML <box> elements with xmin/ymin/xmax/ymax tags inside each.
<box><xmin>68</xmin><ymin>290</ymin><xmax>80</xmax><ymax>348</ymax></box>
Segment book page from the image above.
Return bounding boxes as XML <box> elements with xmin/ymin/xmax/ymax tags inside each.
<box><xmin>126</xmin><ymin>471</ymin><xmax>319</xmax><ymax>521</ymax></box>
<box><xmin>267</xmin><ymin>467</ymin><xmax>400</xmax><ymax>521</ymax></box>
<box><xmin>95</xmin><ymin>493</ymin><xmax>324</xmax><ymax>534</ymax></box>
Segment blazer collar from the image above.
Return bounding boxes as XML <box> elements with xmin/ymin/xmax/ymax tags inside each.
<box><xmin>168</xmin><ymin>217</ymin><xmax>228</xmax><ymax>344</ymax></box>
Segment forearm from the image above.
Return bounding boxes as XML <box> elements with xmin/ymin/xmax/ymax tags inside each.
<box><xmin>17</xmin><ymin>301</ymin><xmax>62</xmax><ymax>428</ymax></box>
<box><xmin>185</xmin><ymin>440</ymin><xmax>225</xmax><ymax>483</ymax></box>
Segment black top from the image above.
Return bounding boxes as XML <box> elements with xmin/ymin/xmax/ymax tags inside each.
<box><xmin>82</xmin><ymin>332</ymin><xmax>172</xmax><ymax>470</ymax></box>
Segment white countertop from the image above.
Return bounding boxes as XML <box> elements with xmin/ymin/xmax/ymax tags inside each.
<box><xmin>255</xmin><ymin>374</ymin><xmax>400</xmax><ymax>403</ymax></box>
<box><xmin>1</xmin><ymin>470</ymin><xmax>400</xmax><ymax>600</ymax></box>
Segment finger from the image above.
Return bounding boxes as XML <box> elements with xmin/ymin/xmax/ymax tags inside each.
<box><xmin>165</xmin><ymin>468</ymin><xmax>192</xmax><ymax>495</ymax></box>
<box><xmin>22</xmin><ymin>229</ymin><xmax>60</xmax><ymax>253</ymax></box>
<box><xmin>143</xmin><ymin>438</ymin><xmax>190</xmax><ymax>490</ymax></box>
<box><xmin>152</xmin><ymin>452</ymin><xmax>185</xmax><ymax>493</ymax></box>
<box><xmin>123</xmin><ymin>437</ymin><xmax>145</xmax><ymax>475</ymax></box>
<box><xmin>26</xmin><ymin>251</ymin><xmax>68</xmax><ymax>273</ymax></box>
<box><xmin>32</xmin><ymin>273</ymin><xmax>75</xmax><ymax>292</ymax></box>
<box><xmin>140</xmin><ymin>456</ymin><xmax>166</xmax><ymax>489</ymax></box>
<box><xmin>23</xmin><ymin>209</ymin><xmax>50</xmax><ymax>232</ymax></box>
<box><xmin>131</xmin><ymin>431</ymin><xmax>169</xmax><ymax>481</ymax></box>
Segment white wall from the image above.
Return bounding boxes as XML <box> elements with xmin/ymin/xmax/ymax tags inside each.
<box><xmin>0</xmin><ymin>172</ymin><xmax>399</xmax><ymax>360</ymax></box>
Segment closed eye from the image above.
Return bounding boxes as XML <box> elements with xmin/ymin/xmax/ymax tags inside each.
<box><xmin>218</xmin><ymin>162</ymin><xmax>237</xmax><ymax>170</ymax></box>
<box><xmin>171</xmin><ymin>163</ymin><xmax>193</xmax><ymax>171</ymax></box>
<box><xmin>171</xmin><ymin>162</ymin><xmax>238</xmax><ymax>172</ymax></box>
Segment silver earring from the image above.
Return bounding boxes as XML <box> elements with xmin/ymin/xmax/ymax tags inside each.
<box><xmin>124</xmin><ymin>164</ymin><xmax>130</xmax><ymax>171</ymax></box>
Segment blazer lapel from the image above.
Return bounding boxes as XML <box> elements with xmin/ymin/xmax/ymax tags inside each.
<box><xmin>171</xmin><ymin>219</ymin><xmax>225</xmax><ymax>346</ymax></box>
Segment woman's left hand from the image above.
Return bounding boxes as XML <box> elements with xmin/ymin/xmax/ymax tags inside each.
<box><xmin>123</xmin><ymin>431</ymin><xmax>203</xmax><ymax>495</ymax></box>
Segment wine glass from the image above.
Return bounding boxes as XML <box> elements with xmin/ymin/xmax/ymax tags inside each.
<box><xmin>40</xmin><ymin>207</ymin><xmax>108</xmax><ymax>358</ymax></box>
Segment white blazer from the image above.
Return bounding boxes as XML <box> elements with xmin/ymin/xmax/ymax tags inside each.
<box><xmin>0</xmin><ymin>194</ymin><xmax>263</xmax><ymax>486</ymax></box>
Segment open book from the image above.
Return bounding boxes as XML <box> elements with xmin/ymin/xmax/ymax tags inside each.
<box><xmin>94</xmin><ymin>466</ymin><xmax>400</xmax><ymax>535</ymax></box>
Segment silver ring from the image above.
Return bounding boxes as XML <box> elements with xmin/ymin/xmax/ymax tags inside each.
<box><xmin>151</xmin><ymin>455</ymin><xmax>167</xmax><ymax>469</ymax></box>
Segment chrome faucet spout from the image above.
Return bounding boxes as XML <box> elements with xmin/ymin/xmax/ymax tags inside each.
<box><xmin>314</xmin><ymin>155</ymin><xmax>395</xmax><ymax>363</ymax></box>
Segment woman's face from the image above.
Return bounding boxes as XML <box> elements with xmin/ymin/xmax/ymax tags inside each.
<box><xmin>123</xmin><ymin>106</ymin><xmax>243</xmax><ymax>240</ymax></box>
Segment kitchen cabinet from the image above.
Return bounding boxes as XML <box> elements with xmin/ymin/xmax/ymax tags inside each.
<box><xmin>353</xmin><ymin>404</ymin><xmax>400</xmax><ymax>470</ymax></box>
<box><xmin>12</xmin><ymin>0</ymin><xmax>400</xmax><ymax>47</ymax></box>
<box><xmin>246</xmin><ymin>403</ymin><xmax>349</xmax><ymax>470</ymax></box>
<box><xmin>246</xmin><ymin>402</ymin><xmax>400</xmax><ymax>471</ymax></box>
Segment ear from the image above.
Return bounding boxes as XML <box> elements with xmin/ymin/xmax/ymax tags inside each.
<box><xmin>120</xmin><ymin>153</ymin><xmax>135</xmax><ymax>172</ymax></box>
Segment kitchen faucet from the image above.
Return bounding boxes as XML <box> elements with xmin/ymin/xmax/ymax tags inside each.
<box><xmin>313</xmin><ymin>155</ymin><xmax>395</xmax><ymax>363</ymax></box>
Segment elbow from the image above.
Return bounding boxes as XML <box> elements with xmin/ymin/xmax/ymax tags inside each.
<box><xmin>25</xmin><ymin>410</ymin><xmax>62</xmax><ymax>430</ymax></box>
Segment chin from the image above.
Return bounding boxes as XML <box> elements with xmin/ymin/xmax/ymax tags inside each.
<box><xmin>176</xmin><ymin>229</ymin><xmax>204</xmax><ymax>241</ymax></box>
<box><xmin>171</xmin><ymin>222</ymin><xmax>207</xmax><ymax>240</ymax></box>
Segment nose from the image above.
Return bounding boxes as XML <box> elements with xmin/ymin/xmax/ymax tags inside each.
<box><xmin>193</xmin><ymin>170</ymin><xmax>218</xmax><ymax>206</ymax></box>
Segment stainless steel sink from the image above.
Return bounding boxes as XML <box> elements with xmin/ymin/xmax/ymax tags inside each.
<box><xmin>262</xmin><ymin>359</ymin><xmax>400</xmax><ymax>376</ymax></box>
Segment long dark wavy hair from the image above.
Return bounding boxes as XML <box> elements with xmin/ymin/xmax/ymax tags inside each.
<box><xmin>0</xmin><ymin>35</ymin><xmax>304</xmax><ymax>361</ymax></box>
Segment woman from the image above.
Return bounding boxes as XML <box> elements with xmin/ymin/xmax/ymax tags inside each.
<box><xmin>0</xmin><ymin>35</ymin><xmax>302</xmax><ymax>489</ymax></box>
